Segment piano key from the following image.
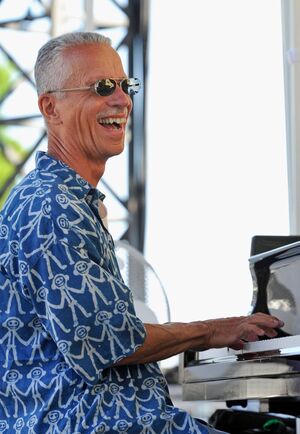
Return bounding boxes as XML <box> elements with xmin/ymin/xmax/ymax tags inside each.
<box><xmin>196</xmin><ymin>334</ymin><xmax>300</xmax><ymax>363</ymax></box>
<box><xmin>242</xmin><ymin>334</ymin><xmax>300</xmax><ymax>353</ymax></box>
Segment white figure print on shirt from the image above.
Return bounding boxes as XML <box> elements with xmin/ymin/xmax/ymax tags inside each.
<box><xmin>137</xmin><ymin>413</ymin><xmax>157</xmax><ymax>434</ymax></box>
<box><xmin>0</xmin><ymin>317</ymin><xmax>27</xmax><ymax>368</ymax></box>
<box><xmin>27</xmin><ymin>415</ymin><xmax>38</xmax><ymax>434</ymax></box>
<box><xmin>95</xmin><ymin>310</ymin><xmax>128</xmax><ymax>359</ymax></box>
<box><xmin>139</xmin><ymin>377</ymin><xmax>166</xmax><ymax>408</ymax></box>
<box><xmin>73</xmin><ymin>260</ymin><xmax>111</xmax><ymax>312</ymax></box>
<box><xmin>36</xmin><ymin>286</ymin><xmax>71</xmax><ymax>340</ymax></box>
<box><xmin>56</xmin><ymin>340</ymin><xmax>95</xmax><ymax>383</ymax></box>
<box><xmin>5</xmin><ymin>279</ymin><xmax>26</xmax><ymax>315</ymax></box>
<box><xmin>50</xmin><ymin>274</ymin><xmax>91</xmax><ymax>326</ymax></box>
<box><xmin>90</xmin><ymin>384</ymin><xmax>110</xmax><ymax>426</ymax></box>
<box><xmin>45</xmin><ymin>362</ymin><xmax>77</xmax><ymax>411</ymax></box>
<box><xmin>3</xmin><ymin>370</ymin><xmax>27</xmax><ymax>417</ymax></box>
<box><xmin>13</xmin><ymin>417</ymin><xmax>25</xmax><ymax>434</ymax></box>
<box><xmin>73</xmin><ymin>325</ymin><xmax>109</xmax><ymax>371</ymax></box>
<box><xmin>112</xmin><ymin>419</ymin><xmax>133</xmax><ymax>433</ymax></box>
<box><xmin>113</xmin><ymin>300</ymin><xmax>145</xmax><ymax>345</ymax></box>
<box><xmin>26</xmin><ymin>317</ymin><xmax>53</xmax><ymax>365</ymax></box>
<box><xmin>43</xmin><ymin>410</ymin><xmax>64</xmax><ymax>434</ymax></box>
<box><xmin>73</xmin><ymin>391</ymin><xmax>90</xmax><ymax>432</ymax></box>
<box><xmin>26</xmin><ymin>367</ymin><xmax>49</xmax><ymax>414</ymax></box>
<box><xmin>104</xmin><ymin>383</ymin><xmax>135</xmax><ymax>420</ymax></box>
<box><xmin>0</xmin><ymin>420</ymin><xmax>9</xmax><ymax>433</ymax></box>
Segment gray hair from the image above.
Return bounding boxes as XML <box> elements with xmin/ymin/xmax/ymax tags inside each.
<box><xmin>34</xmin><ymin>31</ymin><xmax>112</xmax><ymax>95</ymax></box>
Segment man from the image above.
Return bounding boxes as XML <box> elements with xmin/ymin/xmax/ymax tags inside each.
<box><xmin>0</xmin><ymin>32</ymin><xmax>284</xmax><ymax>433</ymax></box>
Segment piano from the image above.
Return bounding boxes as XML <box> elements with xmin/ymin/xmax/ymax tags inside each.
<box><xmin>181</xmin><ymin>334</ymin><xmax>300</xmax><ymax>402</ymax></box>
<box><xmin>181</xmin><ymin>236</ymin><xmax>300</xmax><ymax>405</ymax></box>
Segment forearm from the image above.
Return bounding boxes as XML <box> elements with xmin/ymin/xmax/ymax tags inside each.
<box><xmin>115</xmin><ymin>313</ymin><xmax>284</xmax><ymax>366</ymax></box>
<box><xmin>115</xmin><ymin>321</ymin><xmax>210</xmax><ymax>366</ymax></box>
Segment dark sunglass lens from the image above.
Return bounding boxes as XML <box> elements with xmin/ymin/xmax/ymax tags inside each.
<box><xmin>96</xmin><ymin>79</ymin><xmax>116</xmax><ymax>96</ymax></box>
<box><xmin>121</xmin><ymin>78</ymin><xmax>141</xmax><ymax>95</ymax></box>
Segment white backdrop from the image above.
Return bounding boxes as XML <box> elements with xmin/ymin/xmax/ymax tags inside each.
<box><xmin>145</xmin><ymin>0</ymin><xmax>289</xmax><ymax>325</ymax></box>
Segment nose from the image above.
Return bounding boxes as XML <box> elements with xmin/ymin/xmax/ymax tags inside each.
<box><xmin>106</xmin><ymin>84</ymin><xmax>132</xmax><ymax>110</ymax></box>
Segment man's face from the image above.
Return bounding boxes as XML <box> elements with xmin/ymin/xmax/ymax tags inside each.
<box><xmin>50</xmin><ymin>43</ymin><xmax>132</xmax><ymax>163</ymax></box>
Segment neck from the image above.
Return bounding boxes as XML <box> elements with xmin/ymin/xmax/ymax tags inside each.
<box><xmin>47</xmin><ymin>135</ymin><xmax>106</xmax><ymax>187</ymax></box>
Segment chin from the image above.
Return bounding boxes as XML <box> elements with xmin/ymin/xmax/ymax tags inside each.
<box><xmin>104</xmin><ymin>144</ymin><xmax>125</xmax><ymax>160</ymax></box>
<box><xmin>112</xmin><ymin>141</ymin><xmax>125</xmax><ymax>155</ymax></box>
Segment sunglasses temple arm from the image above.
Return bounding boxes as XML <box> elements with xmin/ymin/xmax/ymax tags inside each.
<box><xmin>48</xmin><ymin>86</ymin><xmax>91</xmax><ymax>94</ymax></box>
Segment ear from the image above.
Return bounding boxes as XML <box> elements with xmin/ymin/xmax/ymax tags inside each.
<box><xmin>38</xmin><ymin>94</ymin><xmax>62</xmax><ymax>125</ymax></box>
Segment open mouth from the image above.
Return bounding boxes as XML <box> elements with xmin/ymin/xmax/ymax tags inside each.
<box><xmin>97</xmin><ymin>116</ymin><xmax>126</xmax><ymax>130</ymax></box>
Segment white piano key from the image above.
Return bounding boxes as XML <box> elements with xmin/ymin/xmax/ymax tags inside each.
<box><xmin>243</xmin><ymin>334</ymin><xmax>300</xmax><ymax>353</ymax></box>
<box><xmin>198</xmin><ymin>334</ymin><xmax>300</xmax><ymax>362</ymax></box>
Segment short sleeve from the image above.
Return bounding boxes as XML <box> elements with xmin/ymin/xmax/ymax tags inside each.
<box><xmin>20</xmin><ymin>239</ymin><xmax>147</xmax><ymax>385</ymax></box>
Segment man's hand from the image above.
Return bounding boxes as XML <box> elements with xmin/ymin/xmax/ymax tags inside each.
<box><xmin>201</xmin><ymin>312</ymin><xmax>285</xmax><ymax>350</ymax></box>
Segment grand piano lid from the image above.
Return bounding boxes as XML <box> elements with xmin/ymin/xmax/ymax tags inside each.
<box><xmin>249</xmin><ymin>240</ymin><xmax>300</xmax><ymax>264</ymax></box>
<box><xmin>249</xmin><ymin>240</ymin><xmax>300</xmax><ymax>336</ymax></box>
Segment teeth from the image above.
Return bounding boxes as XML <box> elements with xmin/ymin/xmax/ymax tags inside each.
<box><xmin>99</xmin><ymin>117</ymin><xmax>126</xmax><ymax>124</ymax></box>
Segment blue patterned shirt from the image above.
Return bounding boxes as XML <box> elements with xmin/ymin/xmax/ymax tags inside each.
<box><xmin>0</xmin><ymin>151</ymin><xmax>224</xmax><ymax>433</ymax></box>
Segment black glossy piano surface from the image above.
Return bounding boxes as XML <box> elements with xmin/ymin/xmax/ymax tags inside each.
<box><xmin>250</xmin><ymin>235</ymin><xmax>300</xmax><ymax>337</ymax></box>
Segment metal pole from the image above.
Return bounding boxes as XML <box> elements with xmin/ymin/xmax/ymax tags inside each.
<box><xmin>281</xmin><ymin>0</ymin><xmax>300</xmax><ymax>234</ymax></box>
<box><xmin>84</xmin><ymin>0</ymin><xmax>94</xmax><ymax>31</ymax></box>
<box><xmin>127</xmin><ymin>0</ymin><xmax>149</xmax><ymax>253</ymax></box>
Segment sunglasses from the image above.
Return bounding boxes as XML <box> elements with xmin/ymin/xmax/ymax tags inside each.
<box><xmin>47</xmin><ymin>78</ymin><xmax>141</xmax><ymax>97</ymax></box>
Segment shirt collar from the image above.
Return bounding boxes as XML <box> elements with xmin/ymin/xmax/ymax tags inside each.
<box><xmin>35</xmin><ymin>151</ymin><xmax>106</xmax><ymax>202</ymax></box>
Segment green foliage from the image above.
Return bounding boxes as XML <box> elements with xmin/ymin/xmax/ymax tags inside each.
<box><xmin>0</xmin><ymin>128</ymin><xmax>28</xmax><ymax>201</ymax></box>
<box><xmin>0</xmin><ymin>59</ymin><xmax>15</xmax><ymax>98</ymax></box>
<box><xmin>0</xmin><ymin>59</ymin><xmax>27</xmax><ymax>208</ymax></box>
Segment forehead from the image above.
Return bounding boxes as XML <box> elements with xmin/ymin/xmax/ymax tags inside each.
<box><xmin>63</xmin><ymin>43</ymin><xmax>126</xmax><ymax>82</ymax></box>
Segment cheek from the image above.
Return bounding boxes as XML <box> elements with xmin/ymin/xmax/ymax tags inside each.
<box><xmin>127</xmin><ymin>98</ymin><xmax>133</xmax><ymax>115</ymax></box>
<box><xmin>73</xmin><ymin>108</ymin><xmax>95</xmax><ymax>135</ymax></box>
<box><xmin>61</xmin><ymin>96</ymin><xmax>90</xmax><ymax>125</ymax></box>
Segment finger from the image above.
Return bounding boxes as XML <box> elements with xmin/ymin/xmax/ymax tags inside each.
<box><xmin>239</xmin><ymin>323</ymin><xmax>270</xmax><ymax>342</ymax></box>
<box><xmin>249</xmin><ymin>313</ymin><xmax>284</xmax><ymax>328</ymax></box>
<box><xmin>270</xmin><ymin>317</ymin><xmax>285</xmax><ymax>328</ymax></box>
<box><xmin>261</xmin><ymin>327</ymin><xmax>278</xmax><ymax>338</ymax></box>
<box><xmin>229</xmin><ymin>340</ymin><xmax>245</xmax><ymax>350</ymax></box>
<box><xmin>241</xmin><ymin>324</ymin><xmax>278</xmax><ymax>341</ymax></box>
